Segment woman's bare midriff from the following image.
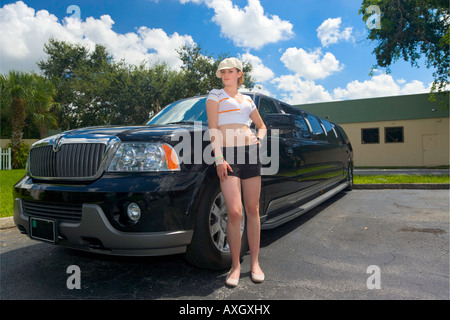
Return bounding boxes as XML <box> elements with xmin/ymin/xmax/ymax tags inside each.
<box><xmin>218</xmin><ymin>123</ymin><xmax>257</xmax><ymax>147</ymax></box>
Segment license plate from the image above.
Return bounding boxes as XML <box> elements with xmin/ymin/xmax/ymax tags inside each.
<box><xmin>30</xmin><ymin>217</ymin><xmax>56</xmax><ymax>243</ymax></box>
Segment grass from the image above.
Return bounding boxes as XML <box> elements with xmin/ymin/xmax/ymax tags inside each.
<box><xmin>354</xmin><ymin>175</ymin><xmax>450</xmax><ymax>184</ymax></box>
<box><xmin>0</xmin><ymin>170</ymin><xmax>448</xmax><ymax>218</ymax></box>
<box><xmin>0</xmin><ymin>169</ymin><xmax>25</xmax><ymax>218</ymax></box>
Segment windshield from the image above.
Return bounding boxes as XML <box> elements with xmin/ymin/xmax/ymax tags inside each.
<box><xmin>147</xmin><ymin>97</ymin><xmax>208</xmax><ymax>125</ymax></box>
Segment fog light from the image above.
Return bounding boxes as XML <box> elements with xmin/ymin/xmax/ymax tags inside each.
<box><xmin>127</xmin><ymin>202</ymin><xmax>141</xmax><ymax>222</ymax></box>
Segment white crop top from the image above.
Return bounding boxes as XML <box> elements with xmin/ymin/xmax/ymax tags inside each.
<box><xmin>207</xmin><ymin>89</ymin><xmax>257</xmax><ymax>126</ymax></box>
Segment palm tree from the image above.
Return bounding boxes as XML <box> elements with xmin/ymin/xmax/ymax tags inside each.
<box><xmin>0</xmin><ymin>71</ymin><xmax>35</xmax><ymax>168</ymax></box>
<box><xmin>30</xmin><ymin>74</ymin><xmax>59</xmax><ymax>138</ymax></box>
<box><xmin>0</xmin><ymin>72</ymin><xmax>58</xmax><ymax>168</ymax></box>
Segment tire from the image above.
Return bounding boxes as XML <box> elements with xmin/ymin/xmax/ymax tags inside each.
<box><xmin>184</xmin><ymin>178</ymin><xmax>248</xmax><ymax>270</ymax></box>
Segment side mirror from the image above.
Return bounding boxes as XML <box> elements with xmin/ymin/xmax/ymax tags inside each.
<box><xmin>264</xmin><ymin>113</ymin><xmax>295</xmax><ymax>131</ymax></box>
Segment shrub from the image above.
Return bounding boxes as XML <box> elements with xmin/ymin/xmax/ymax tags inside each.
<box><xmin>7</xmin><ymin>142</ymin><xmax>30</xmax><ymax>169</ymax></box>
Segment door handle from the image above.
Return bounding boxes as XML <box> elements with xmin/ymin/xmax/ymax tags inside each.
<box><xmin>286</xmin><ymin>147</ymin><xmax>294</xmax><ymax>155</ymax></box>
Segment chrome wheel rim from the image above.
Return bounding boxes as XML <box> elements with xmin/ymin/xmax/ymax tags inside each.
<box><xmin>209</xmin><ymin>192</ymin><xmax>244</xmax><ymax>253</ymax></box>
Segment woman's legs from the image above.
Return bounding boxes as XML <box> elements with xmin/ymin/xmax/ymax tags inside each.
<box><xmin>220</xmin><ymin>176</ymin><xmax>243</xmax><ymax>281</ymax></box>
<box><xmin>241</xmin><ymin>176</ymin><xmax>263</xmax><ymax>276</ymax></box>
<box><xmin>220</xmin><ymin>173</ymin><xmax>263</xmax><ymax>283</ymax></box>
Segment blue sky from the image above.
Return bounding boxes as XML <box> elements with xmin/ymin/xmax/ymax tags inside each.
<box><xmin>0</xmin><ymin>0</ymin><xmax>435</xmax><ymax>105</ymax></box>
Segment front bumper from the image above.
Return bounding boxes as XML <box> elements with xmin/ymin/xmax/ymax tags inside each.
<box><xmin>13</xmin><ymin>172</ymin><xmax>204</xmax><ymax>256</ymax></box>
<box><xmin>14</xmin><ymin>198</ymin><xmax>193</xmax><ymax>256</ymax></box>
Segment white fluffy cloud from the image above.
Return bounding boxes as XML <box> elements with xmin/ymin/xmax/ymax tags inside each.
<box><xmin>182</xmin><ymin>0</ymin><xmax>294</xmax><ymax>50</ymax></box>
<box><xmin>272</xmin><ymin>16</ymin><xmax>429</xmax><ymax>105</ymax></box>
<box><xmin>272</xmin><ymin>75</ymin><xmax>333</xmax><ymax>104</ymax></box>
<box><xmin>0</xmin><ymin>1</ymin><xmax>195</xmax><ymax>73</ymax></box>
<box><xmin>280</xmin><ymin>47</ymin><xmax>343</xmax><ymax>80</ymax></box>
<box><xmin>239</xmin><ymin>52</ymin><xmax>274</xmax><ymax>83</ymax></box>
<box><xmin>316</xmin><ymin>17</ymin><xmax>352</xmax><ymax>47</ymax></box>
<box><xmin>333</xmin><ymin>74</ymin><xmax>431</xmax><ymax>100</ymax></box>
<box><xmin>272</xmin><ymin>73</ymin><xmax>431</xmax><ymax>105</ymax></box>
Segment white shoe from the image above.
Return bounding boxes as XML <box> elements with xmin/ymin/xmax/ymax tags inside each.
<box><xmin>251</xmin><ymin>272</ymin><xmax>265</xmax><ymax>283</ymax></box>
<box><xmin>225</xmin><ymin>270</ymin><xmax>240</xmax><ymax>287</ymax></box>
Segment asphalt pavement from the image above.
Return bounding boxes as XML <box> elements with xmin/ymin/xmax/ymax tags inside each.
<box><xmin>1</xmin><ymin>189</ymin><xmax>448</xmax><ymax>302</ymax></box>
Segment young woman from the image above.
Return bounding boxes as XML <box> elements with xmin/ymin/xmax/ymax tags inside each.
<box><xmin>206</xmin><ymin>57</ymin><xmax>266</xmax><ymax>287</ymax></box>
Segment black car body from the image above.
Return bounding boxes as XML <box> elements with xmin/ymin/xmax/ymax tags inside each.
<box><xmin>13</xmin><ymin>93</ymin><xmax>353</xmax><ymax>269</ymax></box>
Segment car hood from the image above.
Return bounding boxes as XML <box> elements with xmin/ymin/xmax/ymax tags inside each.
<box><xmin>32</xmin><ymin>123</ymin><xmax>208</xmax><ymax>148</ymax></box>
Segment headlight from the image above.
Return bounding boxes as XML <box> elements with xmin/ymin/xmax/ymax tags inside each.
<box><xmin>107</xmin><ymin>143</ymin><xmax>180</xmax><ymax>172</ymax></box>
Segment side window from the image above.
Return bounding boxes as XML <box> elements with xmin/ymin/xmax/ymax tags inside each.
<box><xmin>279</xmin><ymin>103</ymin><xmax>311</xmax><ymax>140</ymax></box>
<box><xmin>259</xmin><ymin>98</ymin><xmax>279</xmax><ymax>120</ymax></box>
<box><xmin>305</xmin><ymin>114</ymin><xmax>326</xmax><ymax>141</ymax></box>
<box><xmin>321</xmin><ymin>119</ymin><xmax>340</xmax><ymax>144</ymax></box>
<box><xmin>335</xmin><ymin>125</ymin><xmax>350</xmax><ymax>147</ymax></box>
<box><xmin>294</xmin><ymin>116</ymin><xmax>312</xmax><ymax>139</ymax></box>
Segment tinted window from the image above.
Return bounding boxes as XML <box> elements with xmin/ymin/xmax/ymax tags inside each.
<box><xmin>335</xmin><ymin>125</ymin><xmax>350</xmax><ymax>147</ymax></box>
<box><xmin>280</xmin><ymin>103</ymin><xmax>311</xmax><ymax>139</ymax></box>
<box><xmin>294</xmin><ymin>116</ymin><xmax>312</xmax><ymax>139</ymax></box>
<box><xmin>321</xmin><ymin>119</ymin><xmax>340</xmax><ymax>144</ymax></box>
<box><xmin>259</xmin><ymin>98</ymin><xmax>279</xmax><ymax>120</ymax></box>
<box><xmin>305</xmin><ymin>114</ymin><xmax>326</xmax><ymax>141</ymax></box>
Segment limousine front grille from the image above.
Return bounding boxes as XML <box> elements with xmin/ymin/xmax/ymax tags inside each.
<box><xmin>22</xmin><ymin>200</ymin><xmax>82</xmax><ymax>223</ymax></box>
<box><xmin>29</xmin><ymin>143</ymin><xmax>106</xmax><ymax>179</ymax></box>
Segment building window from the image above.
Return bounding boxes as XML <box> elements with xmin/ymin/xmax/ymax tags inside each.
<box><xmin>361</xmin><ymin>128</ymin><xmax>379</xmax><ymax>144</ymax></box>
<box><xmin>385</xmin><ymin>127</ymin><xmax>404</xmax><ymax>143</ymax></box>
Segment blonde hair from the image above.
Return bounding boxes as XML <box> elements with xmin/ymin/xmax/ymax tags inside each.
<box><xmin>237</xmin><ymin>70</ymin><xmax>244</xmax><ymax>87</ymax></box>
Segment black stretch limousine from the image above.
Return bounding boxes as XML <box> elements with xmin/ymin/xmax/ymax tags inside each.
<box><xmin>13</xmin><ymin>93</ymin><xmax>353</xmax><ymax>270</ymax></box>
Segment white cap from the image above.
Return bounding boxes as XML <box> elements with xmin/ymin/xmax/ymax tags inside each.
<box><xmin>216</xmin><ymin>57</ymin><xmax>243</xmax><ymax>78</ymax></box>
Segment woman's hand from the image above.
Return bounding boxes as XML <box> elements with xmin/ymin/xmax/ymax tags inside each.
<box><xmin>250</xmin><ymin>132</ymin><xmax>261</xmax><ymax>146</ymax></box>
<box><xmin>216</xmin><ymin>161</ymin><xmax>233</xmax><ymax>181</ymax></box>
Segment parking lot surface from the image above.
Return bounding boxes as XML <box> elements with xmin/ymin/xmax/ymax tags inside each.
<box><xmin>1</xmin><ymin>190</ymin><xmax>448</xmax><ymax>300</ymax></box>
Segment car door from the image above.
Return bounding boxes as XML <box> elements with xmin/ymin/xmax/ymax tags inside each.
<box><xmin>301</xmin><ymin>113</ymin><xmax>330</xmax><ymax>181</ymax></box>
<box><xmin>319</xmin><ymin>118</ymin><xmax>347</xmax><ymax>180</ymax></box>
<box><xmin>277</xmin><ymin>103</ymin><xmax>317</xmax><ymax>192</ymax></box>
<box><xmin>303</xmin><ymin>114</ymin><xmax>343</xmax><ymax>184</ymax></box>
<box><xmin>255</xmin><ymin>96</ymin><xmax>296</xmax><ymax>218</ymax></box>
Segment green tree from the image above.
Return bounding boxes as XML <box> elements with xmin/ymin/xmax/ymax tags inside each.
<box><xmin>0</xmin><ymin>71</ymin><xmax>35</xmax><ymax>168</ymax></box>
<box><xmin>177</xmin><ymin>44</ymin><xmax>255</xmax><ymax>97</ymax></box>
<box><xmin>38</xmin><ymin>39</ymin><xmax>184</xmax><ymax>127</ymax></box>
<box><xmin>30</xmin><ymin>75</ymin><xmax>59</xmax><ymax>138</ymax></box>
<box><xmin>38</xmin><ymin>38</ymin><xmax>114</xmax><ymax>129</ymax></box>
<box><xmin>105</xmin><ymin>62</ymin><xmax>187</xmax><ymax>124</ymax></box>
<box><xmin>37</xmin><ymin>39</ymin><xmax>256</xmax><ymax>129</ymax></box>
<box><xmin>360</xmin><ymin>0</ymin><xmax>449</xmax><ymax>97</ymax></box>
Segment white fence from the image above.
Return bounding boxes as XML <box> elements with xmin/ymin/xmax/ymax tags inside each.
<box><xmin>0</xmin><ymin>147</ymin><xmax>12</xmax><ymax>170</ymax></box>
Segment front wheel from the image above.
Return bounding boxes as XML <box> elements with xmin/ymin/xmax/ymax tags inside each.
<box><xmin>184</xmin><ymin>179</ymin><xmax>248</xmax><ymax>270</ymax></box>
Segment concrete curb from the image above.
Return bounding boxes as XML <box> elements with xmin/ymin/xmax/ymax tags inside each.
<box><xmin>353</xmin><ymin>183</ymin><xmax>449</xmax><ymax>190</ymax></box>
<box><xmin>0</xmin><ymin>216</ymin><xmax>15</xmax><ymax>230</ymax></box>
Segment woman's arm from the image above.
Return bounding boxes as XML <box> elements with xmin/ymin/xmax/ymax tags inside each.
<box><xmin>206</xmin><ymin>99</ymin><xmax>223</xmax><ymax>159</ymax></box>
<box><xmin>206</xmin><ymin>99</ymin><xmax>233</xmax><ymax>180</ymax></box>
<box><xmin>250</xmin><ymin>109</ymin><xmax>267</xmax><ymax>143</ymax></box>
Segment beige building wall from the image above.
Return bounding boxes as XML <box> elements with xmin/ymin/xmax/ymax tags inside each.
<box><xmin>0</xmin><ymin>139</ymin><xmax>39</xmax><ymax>149</ymax></box>
<box><xmin>341</xmin><ymin>117</ymin><xmax>449</xmax><ymax>167</ymax></box>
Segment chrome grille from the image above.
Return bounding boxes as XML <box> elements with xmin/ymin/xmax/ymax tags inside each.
<box><xmin>29</xmin><ymin>143</ymin><xmax>106</xmax><ymax>179</ymax></box>
<box><xmin>22</xmin><ymin>200</ymin><xmax>82</xmax><ymax>223</ymax></box>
